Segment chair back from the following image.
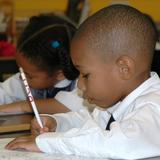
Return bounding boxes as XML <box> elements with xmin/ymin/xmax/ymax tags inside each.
<box><xmin>0</xmin><ymin>57</ymin><xmax>18</xmax><ymax>81</ymax></box>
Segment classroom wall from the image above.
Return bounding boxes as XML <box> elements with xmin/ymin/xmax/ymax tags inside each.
<box><xmin>0</xmin><ymin>0</ymin><xmax>159</xmax><ymax>44</ymax></box>
<box><xmin>14</xmin><ymin>0</ymin><xmax>68</xmax><ymax>18</ymax></box>
<box><xmin>89</xmin><ymin>0</ymin><xmax>160</xmax><ymax>22</ymax></box>
<box><xmin>13</xmin><ymin>0</ymin><xmax>160</xmax><ymax>22</ymax></box>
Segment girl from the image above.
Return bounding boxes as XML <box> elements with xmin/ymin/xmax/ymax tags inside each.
<box><xmin>0</xmin><ymin>13</ymin><xmax>83</xmax><ymax>114</ymax></box>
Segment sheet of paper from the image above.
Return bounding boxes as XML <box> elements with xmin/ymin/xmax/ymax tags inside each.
<box><xmin>0</xmin><ymin>138</ymin><xmax>160</xmax><ymax>160</ymax></box>
<box><xmin>0</xmin><ymin>138</ymin><xmax>106</xmax><ymax>160</ymax></box>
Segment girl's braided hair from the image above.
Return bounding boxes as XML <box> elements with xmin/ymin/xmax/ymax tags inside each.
<box><xmin>17</xmin><ymin>13</ymin><xmax>79</xmax><ymax>80</ymax></box>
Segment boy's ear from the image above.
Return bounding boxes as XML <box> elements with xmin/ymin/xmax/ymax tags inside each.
<box><xmin>116</xmin><ymin>55</ymin><xmax>135</xmax><ymax>80</ymax></box>
<box><xmin>55</xmin><ymin>70</ymin><xmax>65</xmax><ymax>81</ymax></box>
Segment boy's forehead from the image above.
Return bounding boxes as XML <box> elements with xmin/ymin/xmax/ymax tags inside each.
<box><xmin>71</xmin><ymin>39</ymin><xmax>106</xmax><ymax>67</ymax></box>
<box><xmin>71</xmin><ymin>35</ymin><xmax>97</xmax><ymax>57</ymax></box>
<box><xmin>71</xmin><ymin>39</ymin><xmax>88</xmax><ymax>63</ymax></box>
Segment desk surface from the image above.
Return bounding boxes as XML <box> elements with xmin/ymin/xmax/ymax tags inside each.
<box><xmin>0</xmin><ymin>114</ymin><xmax>160</xmax><ymax>160</ymax></box>
<box><xmin>0</xmin><ymin>114</ymin><xmax>33</xmax><ymax>138</ymax></box>
<box><xmin>0</xmin><ymin>138</ymin><xmax>160</xmax><ymax>160</ymax></box>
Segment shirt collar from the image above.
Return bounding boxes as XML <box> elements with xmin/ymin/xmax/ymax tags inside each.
<box><xmin>109</xmin><ymin>72</ymin><xmax>160</xmax><ymax>120</ymax></box>
<box><xmin>54</xmin><ymin>79</ymin><xmax>72</xmax><ymax>88</ymax></box>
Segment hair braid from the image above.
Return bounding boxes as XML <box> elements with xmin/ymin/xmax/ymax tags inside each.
<box><xmin>58</xmin><ymin>47</ymin><xmax>79</xmax><ymax>80</ymax></box>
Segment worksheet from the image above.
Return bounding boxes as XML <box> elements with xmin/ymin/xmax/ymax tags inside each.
<box><xmin>0</xmin><ymin>138</ymin><xmax>160</xmax><ymax>160</ymax></box>
<box><xmin>0</xmin><ymin>138</ymin><xmax>105</xmax><ymax>160</ymax></box>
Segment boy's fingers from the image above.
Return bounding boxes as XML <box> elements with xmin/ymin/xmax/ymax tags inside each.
<box><xmin>6</xmin><ymin>141</ymin><xmax>37</xmax><ymax>152</ymax></box>
<box><xmin>5</xmin><ymin>138</ymin><xmax>24</xmax><ymax>149</ymax></box>
<box><xmin>6</xmin><ymin>135</ymin><xmax>34</xmax><ymax>149</ymax></box>
<box><xmin>5</xmin><ymin>136</ymin><xmax>39</xmax><ymax>152</ymax></box>
<box><xmin>6</xmin><ymin>141</ymin><xmax>27</xmax><ymax>151</ymax></box>
<box><xmin>30</xmin><ymin>119</ymin><xmax>41</xmax><ymax>135</ymax></box>
<box><xmin>31</xmin><ymin>128</ymin><xmax>39</xmax><ymax>135</ymax></box>
<box><xmin>39</xmin><ymin>127</ymin><xmax>49</xmax><ymax>134</ymax></box>
<box><xmin>31</xmin><ymin>118</ymin><xmax>40</xmax><ymax>128</ymax></box>
<box><xmin>6</xmin><ymin>136</ymin><xmax>27</xmax><ymax>147</ymax></box>
<box><xmin>30</xmin><ymin>125</ymin><xmax>41</xmax><ymax>135</ymax></box>
<box><xmin>31</xmin><ymin>116</ymin><xmax>56</xmax><ymax>133</ymax></box>
<box><xmin>31</xmin><ymin>126</ymin><xmax>49</xmax><ymax>135</ymax></box>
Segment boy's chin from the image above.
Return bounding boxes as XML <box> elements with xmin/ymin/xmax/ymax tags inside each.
<box><xmin>92</xmin><ymin>101</ymin><xmax>113</xmax><ymax>110</ymax></box>
<box><xmin>84</xmin><ymin>99</ymin><xmax>108</xmax><ymax>109</ymax></box>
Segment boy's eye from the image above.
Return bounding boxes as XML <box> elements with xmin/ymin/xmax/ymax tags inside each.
<box><xmin>26</xmin><ymin>74</ymin><xmax>33</xmax><ymax>80</ymax></box>
<box><xmin>82</xmin><ymin>73</ymin><xmax>89</xmax><ymax>79</ymax></box>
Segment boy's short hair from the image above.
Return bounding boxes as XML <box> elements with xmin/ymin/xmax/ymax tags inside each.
<box><xmin>74</xmin><ymin>4</ymin><xmax>157</xmax><ymax>61</ymax></box>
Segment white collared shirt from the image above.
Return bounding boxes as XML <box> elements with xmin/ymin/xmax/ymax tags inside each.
<box><xmin>36</xmin><ymin>72</ymin><xmax>160</xmax><ymax>159</ymax></box>
<box><xmin>0</xmin><ymin>73</ymin><xmax>82</xmax><ymax>112</ymax></box>
<box><xmin>0</xmin><ymin>73</ymin><xmax>26</xmax><ymax>104</ymax></box>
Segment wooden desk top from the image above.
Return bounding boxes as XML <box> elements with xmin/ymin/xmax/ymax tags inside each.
<box><xmin>0</xmin><ymin>114</ymin><xmax>33</xmax><ymax>133</ymax></box>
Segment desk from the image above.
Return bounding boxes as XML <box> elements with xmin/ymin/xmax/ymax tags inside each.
<box><xmin>0</xmin><ymin>115</ymin><xmax>160</xmax><ymax>160</ymax></box>
<box><xmin>0</xmin><ymin>113</ymin><xmax>33</xmax><ymax>138</ymax></box>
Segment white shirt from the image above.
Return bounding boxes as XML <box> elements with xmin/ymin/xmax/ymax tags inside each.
<box><xmin>36</xmin><ymin>72</ymin><xmax>160</xmax><ymax>159</ymax></box>
<box><xmin>0</xmin><ymin>73</ymin><xmax>83</xmax><ymax>111</ymax></box>
<box><xmin>0</xmin><ymin>73</ymin><xmax>26</xmax><ymax>104</ymax></box>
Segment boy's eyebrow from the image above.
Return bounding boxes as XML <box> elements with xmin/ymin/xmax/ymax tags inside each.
<box><xmin>24</xmin><ymin>71</ymin><xmax>29</xmax><ymax>75</ymax></box>
<box><xmin>74</xmin><ymin>65</ymin><xmax>85</xmax><ymax>70</ymax></box>
<box><xmin>24</xmin><ymin>72</ymin><xmax>32</xmax><ymax>77</ymax></box>
<box><xmin>74</xmin><ymin>65</ymin><xmax>81</xmax><ymax>69</ymax></box>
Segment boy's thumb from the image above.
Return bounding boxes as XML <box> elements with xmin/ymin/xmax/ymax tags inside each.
<box><xmin>40</xmin><ymin>127</ymin><xmax>49</xmax><ymax>134</ymax></box>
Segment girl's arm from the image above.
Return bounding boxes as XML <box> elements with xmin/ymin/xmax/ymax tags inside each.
<box><xmin>0</xmin><ymin>98</ymin><xmax>70</xmax><ymax>114</ymax></box>
<box><xmin>0</xmin><ymin>73</ymin><xmax>26</xmax><ymax>104</ymax></box>
<box><xmin>0</xmin><ymin>88</ymin><xmax>84</xmax><ymax>114</ymax></box>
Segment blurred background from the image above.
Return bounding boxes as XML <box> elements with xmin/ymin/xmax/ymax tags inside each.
<box><xmin>0</xmin><ymin>0</ymin><xmax>160</xmax><ymax>81</ymax></box>
<box><xmin>0</xmin><ymin>0</ymin><xmax>160</xmax><ymax>45</ymax></box>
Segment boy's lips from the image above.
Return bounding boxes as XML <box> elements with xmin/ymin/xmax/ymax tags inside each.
<box><xmin>87</xmin><ymin>98</ymin><xmax>94</xmax><ymax>103</ymax></box>
<box><xmin>84</xmin><ymin>96</ymin><xmax>95</xmax><ymax>104</ymax></box>
<box><xmin>80</xmin><ymin>91</ymin><xmax>96</xmax><ymax>104</ymax></box>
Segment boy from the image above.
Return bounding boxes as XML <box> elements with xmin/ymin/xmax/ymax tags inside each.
<box><xmin>6</xmin><ymin>4</ymin><xmax>160</xmax><ymax>159</ymax></box>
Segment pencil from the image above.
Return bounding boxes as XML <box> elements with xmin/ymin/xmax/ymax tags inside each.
<box><xmin>19</xmin><ymin>67</ymin><xmax>43</xmax><ymax>128</ymax></box>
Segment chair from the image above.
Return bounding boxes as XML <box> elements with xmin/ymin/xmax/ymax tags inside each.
<box><xmin>151</xmin><ymin>50</ymin><xmax>160</xmax><ymax>76</ymax></box>
<box><xmin>65</xmin><ymin>0</ymin><xmax>90</xmax><ymax>25</ymax></box>
<box><xmin>0</xmin><ymin>57</ymin><xmax>19</xmax><ymax>81</ymax></box>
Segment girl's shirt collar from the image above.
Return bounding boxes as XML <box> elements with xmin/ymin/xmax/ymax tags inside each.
<box><xmin>54</xmin><ymin>79</ymin><xmax>72</xmax><ymax>88</ymax></box>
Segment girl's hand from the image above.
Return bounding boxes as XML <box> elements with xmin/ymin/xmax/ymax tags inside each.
<box><xmin>31</xmin><ymin>116</ymin><xmax>57</xmax><ymax>135</ymax></box>
<box><xmin>5</xmin><ymin>135</ymin><xmax>40</xmax><ymax>152</ymax></box>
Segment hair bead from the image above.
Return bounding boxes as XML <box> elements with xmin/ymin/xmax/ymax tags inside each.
<box><xmin>51</xmin><ymin>40</ymin><xmax>60</xmax><ymax>48</ymax></box>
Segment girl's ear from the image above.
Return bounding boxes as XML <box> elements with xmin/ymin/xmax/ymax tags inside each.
<box><xmin>116</xmin><ymin>55</ymin><xmax>135</xmax><ymax>80</ymax></box>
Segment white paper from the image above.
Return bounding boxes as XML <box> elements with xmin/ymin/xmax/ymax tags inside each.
<box><xmin>0</xmin><ymin>138</ymin><xmax>106</xmax><ymax>160</ymax></box>
<box><xmin>0</xmin><ymin>138</ymin><xmax>160</xmax><ymax>160</ymax></box>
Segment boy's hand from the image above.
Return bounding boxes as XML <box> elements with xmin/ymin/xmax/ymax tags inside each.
<box><xmin>5</xmin><ymin>135</ymin><xmax>40</xmax><ymax>152</ymax></box>
<box><xmin>31</xmin><ymin>116</ymin><xmax>57</xmax><ymax>135</ymax></box>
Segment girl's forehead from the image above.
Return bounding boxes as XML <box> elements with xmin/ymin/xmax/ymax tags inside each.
<box><xmin>16</xmin><ymin>53</ymin><xmax>39</xmax><ymax>71</ymax></box>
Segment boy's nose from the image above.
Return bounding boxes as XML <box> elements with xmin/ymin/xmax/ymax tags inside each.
<box><xmin>77</xmin><ymin>76</ymin><xmax>86</xmax><ymax>92</ymax></box>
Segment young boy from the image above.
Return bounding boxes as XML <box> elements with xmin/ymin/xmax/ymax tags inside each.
<box><xmin>6</xmin><ymin>4</ymin><xmax>160</xmax><ymax>159</ymax></box>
